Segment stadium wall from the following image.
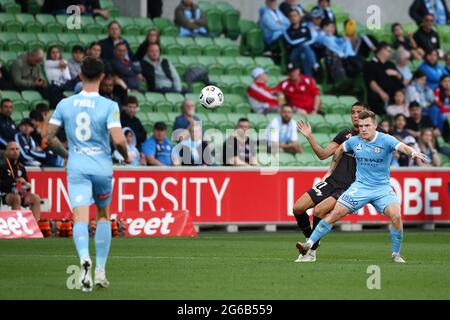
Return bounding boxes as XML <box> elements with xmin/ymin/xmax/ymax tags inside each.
<box><xmin>26</xmin><ymin>167</ymin><xmax>450</xmax><ymax>229</ymax></box>
<box><xmin>153</xmin><ymin>0</ymin><xmax>418</xmax><ymax>24</ymax></box>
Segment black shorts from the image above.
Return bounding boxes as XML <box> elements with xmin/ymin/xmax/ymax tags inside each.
<box><xmin>306</xmin><ymin>178</ymin><xmax>348</xmax><ymax>205</ymax></box>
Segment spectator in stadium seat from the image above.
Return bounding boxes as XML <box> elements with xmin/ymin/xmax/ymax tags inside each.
<box><xmin>68</xmin><ymin>45</ymin><xmax>85</xmax><ymax>80</ymax></box>
<box><xmin>14</xmin><ymin>118</ymin><xmax>46</xmax><ymax>167</ymax></box>
<box><xmin>401</xmin><ymin>135</ymin><xmax>421</xmax><ymax>166</ymax></box>
<box><xmin>99</xmin><ymin>21</ymin><xmax>134</xmax><ymax>62</ymax></box>
<box><xmin>318</xmin><ymin>21</ymin><xmax>355</xmax><ymax>58</ymax></box>
<box><xmin>0</xmin><ymin>63</ymin><xmax>12</xmax><ymax>90</ymax></box>
<box><xmin>392</xmin><ymin>114</ymin><xmax>411</xmax><ymax>140</ymax></box>
<box><xmin>417</xmin><ymin>128</ymin><xmax>441</xmax><ymax>166</ymax></box>
<box><xmin>409</xmin><ymin>0</ymin><xmax>450</xmax><ymax>25</ymax></box>
<box><xmin>283</xmin><ymin>8</ymin><xmax>321</xmax><ymax>77</ymax></box>
<box><xmin>141</xmin><ymin>44</ymin><xmax>183</xmax><ymax>93</ymax></box>
<box><xmin>148</xmin><ymin>0</ymin><xmax>163</xmax><ymax>19</ymax></box>
<box><xmin>174</xmin><ymin>0</ymin><xmax>208</xmax><ymax>37</ymax></box>
<box><xmin>435</xmin><ymin>74</ymin><xmax>450</xmax><ymax>117</ymax></box>
<box><xmin>363</xmin><ymin>42</ymin><xmax>405</xmax><ymax>115</ymax></box>
<box><xmin>391</xmin><ymin>22</ymin><xmax>424</xmax><ymax>60</ymax></box>
<box><xmin>110</xmin><ymin>42</ymin><xmax>144</xmax><ymax>91</ymax></box>
<box><xmin>75</xmin><ymin>0</ymin><xmax>111</xmax><ymax>19</ymax></box>
<box><xmin>0</xmin><ymin>99</ymin><xmax>17</xmax><ymax>151</ymax></box>
<box><xmin>406</xmin><ymin>101</ymin><xmax>438</xmax><ymax>139</ymax></box>
<box><xmin>113</xmin><ymin>128</ymin><xmax>144</xmax><ymax>166</ymax></box>
<box><xmin>120</xmin><ymin>96</ymin><xmax>147</xmax><ymax>150</ymax></box>
<box><xmin>279</xmin><ymin>0</ymin><xmax>308</xmax><ymax>18</ymax></box>
<box><xmin>344</xmin><ymin>19</ymin><xmax>378</xmax><ymax>59</ymax></box>
<box><xmin>135</xmin><ymin>28</ymin><xmax>160</xmax><ymax>62</ymax></box>
<box><xmin>413</xmin><ymin>14</ymin><xmax>441</xmax><ymax>53</ymax></box>
<box><xmin>259</xmin><ymin>0</ymin><xmax>290</xmax><ymax>47</ymax></box>
<box><xmin>173</xmin><ymin>99</ymin><xmax>201</xmax><ymax>133</ymax></box>
<box><xmin>379</xmin><ymin>119</ymin><xmax>392</xmax><ymax>134</ymax></box>
<box><xmin>395</xmin><ymin>48</ymin><xmax>413</xmax><ymax>86</ymax></box>
<box><xmin>246</xmin><ymin>67</ymin><xmax>281</xmax><ymax>114</ymax></box>
<box><xmin>419</xmin><ymin>49</ymin><xmax>448</xmax><ymax>90</ymax></box>
<box><xmin>387</xmin><ymin>90</ymin><xmax>410</xmax><ymax>117</ymax></box>
<box><xmin>312</xmin><ymin>0</ymin><xmax>335</xmax><ymax>24</ymax></box>
<box><xmin>0</xmin><ymin>141</ymin><xmax>41</xmax><ymax>220</ymax></box>
<box><xmin>223</xmin><ymin>118</ymin><xmax>257</xmax><ymax>166</ymax></box>
<box><xmin>99</xmin><ymin>75</ymin><xmax>122</xmax><ymax>106</ymax></box>
<box><xmin>406</xmin><ymin>70</ymin><xmax>435</xmax><ymax>109</ymax></box>
<box><xmin>10</xmin><ymin>48</ymin><xmax>46</xmax><ymax>92</ymax></box>
<box><xmin>444</xmin><ymin>51</ymin><xmax>450</xmax><ymax>74</ymax></box>
<box><xmin>174</xmin><ymin>123</ymin><xmax>214</xmax><ymax>166</ymax></box>
<box><xmin>275</xmin><ymin>63</ymin><xmax>321</xmax><ymax>115</ymax></box>
<box><xmin>266</xmin><ymin>104</ymin><xmax>302</xmax><ymax>154</ymax></box>
<box><xmin>142</xmin><ymin>122</ymin><xmax>174</xmax><ymax>166</ymax></box>
<box><xmin>44</xmin><ymin>46</ymin><xmax>71</xmax><ymax>88</ymax></box>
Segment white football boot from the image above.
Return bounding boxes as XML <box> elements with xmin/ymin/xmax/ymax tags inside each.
<box><xmin>392</xmin><ymin>253</ymin><xmax>406</xmax><ymax>263</ymax></box>
<box><xmin>79</xmin><ymin>257</ymin><xmax>93</xmax><ymax>292</ymax></box>
<box><xmin>94</xmin><ymin>268</ymin><xmax>110</xmax><ymax>288</ymax></box>
<box><xmin>295</xmin><ymin>249</ymin><xmax>317</xmax><ymax>263</ymax></box>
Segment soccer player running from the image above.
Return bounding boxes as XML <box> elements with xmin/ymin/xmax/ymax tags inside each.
<box><xmin>296</xmin><ymin>111</ymin><xmax>427</xmax><ymax>263</ymax></box>
<box><xmin>46</xmin><ymin>57</ymin><xmax>131</xmax><ymax>292</ymax></box>
<box><xmin>292</xmin><ymin>102</ymin><xmax>370</xmax><ymax>263</ymax></box>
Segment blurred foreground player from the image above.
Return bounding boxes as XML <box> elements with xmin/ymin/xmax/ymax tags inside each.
<box><xmin>296</xmin><ymin>111</ymin><xmax>427</xmax><ymax>263</ymax></box>
<box><xmin>46</xmin><ymin>57</ymin><xmax>131</xmax><ymax>292</ymax></box>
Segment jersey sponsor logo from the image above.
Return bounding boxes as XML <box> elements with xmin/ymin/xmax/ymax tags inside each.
<box><xmin>356</xmin><ymin>157</ymin><xmax>383</xmax><ymax>163</ymax></box>
<box><xmin>341</xmin><ymin>194</ymin><xmax>358</xmax><ymax>208</ymax></box>
<box><xmin>73</xmin><ymin>146</ymin><xmax>105</xmax><ymax>155</ymax></box>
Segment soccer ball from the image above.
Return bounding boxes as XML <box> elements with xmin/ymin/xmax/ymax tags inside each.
<box><xmin>199</xmin><ymin>85</ymin><xmax>224</xmax><ymax>110</ymax></box>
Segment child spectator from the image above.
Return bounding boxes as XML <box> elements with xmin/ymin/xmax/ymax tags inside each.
<box><xmin>419</xmin><ymin>49</ymin><xmax>448</xmax><ymax>90</ymax></box>
<box><xmin>406</xmin><ymin>70</ymin><xmax>435</xmax><ymax>109</ymax></box>
<box><xmin>387</xmin><ymin>90</ymin><xmax>410</xmax><ymax>117</ymax></box>
<box><xmin>44</xmin><ymin>46</ymin><xmax>71</xmax><ymax>88</ymax></box>
<box><xmin>417</xmin><ymin>128</ymin><xmax>441</xmax><ymax>167</ymax></box>
<box><xmin>391</xmin><ymin>22</ymin><xmax>424</xmax><ymax>60</ymax></box>
<box><xmin>174</xmin><ymin>0</ymin><xmax>208</xmax><ymax>37</ymax></box>
<box><xmin>135</xmin><ymin>28</ymin><xmax>160</xmax><ymax>61</ymax></box>
<box><xmin>68</xmin><ymin>45</ymin><xmax>85</xmax><ymax>80</ymax></box>
<box><xmin>113</xmin><ymin>128</ymin><xmax>144</xmax><ymax>166</ymax></box>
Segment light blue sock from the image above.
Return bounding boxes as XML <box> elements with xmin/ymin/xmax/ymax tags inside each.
<box><xmin>309</xmin><ymin>220</ymin><xmax>333</xmax><ymax>244</ymax></box>
<box><xmin>73</xmin><ymin>222</ymin><xmax>90</xmax><ymax>261</ymax></box>
<box><xmin>390</xmin><ymin>228</ymin><xmax>403</xmax><ymax>254</ymax></box>
<box><xmin>95</xmin><ymin>221</ymin><xmax>112</xmax><ymax>270</ymax></box>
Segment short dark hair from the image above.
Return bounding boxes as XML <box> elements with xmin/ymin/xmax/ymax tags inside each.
<box><xmin>425</xmin><ymin>48</ymin><xmax>438</xmax><ymax>56</ymax></box>
<box><xmin>1</xmin><ymin>98</ymin><xmax>12</xmax><ymax>108</ymax></box>
<box><xmin>81</xmin><ymin>56</ymin><xmax>104</xmax><ymax>81</ymax></box>
<box><xmin>29</xmin><ymin>109</ymin><xmax>44</xmax><ymax>122</ymax></box>
<box><xmin>376</xmin><ymin>41</ymin><xmax>391</xmax><ymax>53</ymax></box>
<box><xmin>394</xmin><ymin>113</ymin><xmax>407</xmax><ymax>121</ymax></box>
<box><xmin>153</xmin><ymin>121</ymin><xmax>167</xmax><ymax>131</ymax></box>
<box><xmin>391</xmin><ymin>22</ymin><xmax>401</xmax><ymax>33</ymax></box>
<box><xmin>409</xmin><ymin>101</ymin><xmax>421</xmax><ymax>109</ymax></box>
<box><xmin>281</xmin><ymin>104</ymin><xmax>294</xmax><ymax>110</ymax></box>
<box><xmin>237</xmin><ymin>118</ymin><xmax>249</xmax><ymax>124</ymax></box>
<box><xmin>72</xmin><ymin>45</ymin><xmax>85</xmax><ymax>53</ymax></box>
<box><xmin>108</xmin><ymin>20</ymin><xmax>121</xmax><ymax>29</ymax></box>
<box><xmin>351</xmin><ymin>101</ymin><xmax>370</xmax><ymax>110</ymax></box>
<box><xmin>35</xmin><ymin>103</ymin><xmax>50</xmax><ymax>113</ymax></box>
<box><xmin>126</xmin><ymin>96</ymin><xmax>138</xmax><ymax>106</ymax></box>
<box><xmin>358</xmin><ymin>110</ymin><xmax>376</xmax><ymax>122</ymax></box>
<box><xmin>412</xmin><ymin>69</ymin><xmax>426</xmax><ymax>80</ymax></box>
<box><xmin>89</xmin><ymin>41</ymin><xmax>101</xmax><ymax>50</ymax></box>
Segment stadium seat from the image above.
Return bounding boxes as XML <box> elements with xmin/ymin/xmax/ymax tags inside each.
<box><xmin>133</xmin><ymin>17</ymin><xmax>154</xmax><ymax>35</ymax></box>
<box><xmin>178</xmin><ymin>56</ymin><xmax>198</xmax><ymax>67</ymax></box>
<box><xmin>0</xmin><ymin>51</ymin><xmax>19</xmax><ymax>67</ymax></box>
<box><xmin>222</xmin><ymin>45</ymin><xmax>240</xmax><ymax>56</ymax></box>
<box><xmin>1</xmin><ymin>1</ymin><xmax>20</xmax><ymax>13</ymax></box>
<box><xmin>77</xmin><ymin>34</ymin><xmax>99</xmax><ymax>46</ymax></box>
<box><xmin>0</xmin><ymin>32</ymin><xmax>23</xmax><ymax>52</ymax></box>
<box><xmin>16</xmin><ymin>33</ymin><xmax>43</xmax><ymax>51</ymax></box>
<box><xmin>222</xmin><ymin>9</ymin><xmax>240</xmax><ymax>40</ymax></box>
<box><xmin>0</xmin><ymin>13</ymin><xmax>21</xmax><ymax>32</ymax></box>
<box><xmin>194</xmin><ymin>36</ymin><xmax>214</xmax><ymax>48</ymax></box>
<box><xmin>58</xmin><ymin>33</ymin><xmax>82</xmax><ymax>51</ymax></box>
<box><xmin>246</xmin><ymin>113</ymin><xmax>268</xmax><ymax>129</ymax></box>
<box><xmin>202</xmin><ymin>44</ymin><xmax>221</xmax><ymax>56</ymax></box>
<box><xmin>245</xmin><ymin>28</ymin><xmax>264</xmax><ymax>56</ymax></box>
<box><xmin>116</xmin><ymin>17</ymin><xmax>140</xmax><ymax>36</ymax></box>
<box><xmin>165</xmin><ymin>93</ymin><xmax>185</xmax><ymax>108</ymax></box>
<box><xmin>21</xmin><ymin>90</ymin><xmax>46</xmax><ymax>107</ymax></box>
<box><xmin>205</xmin><ymin>9</ymin><xmax>223</xmax><ymax>37</ymax></box>
<box><xmin>35</xmin><ymin>14</ymin><xmax>64</xmax><ymax>33</ymax></box>
<box><xmin>307</xmin><ymin>115</ymin><xmax>331</xmax><ymax>134</ymax></box>
<box><xmin>320</xmin><ymin>95</ymin><xmax>341</xmax><ymax>114</ymax></box>
<box><xmin>278</xmin><ymin>153</ymin><xmax>297</xmax><ymax>166</ymax></box>
<box><xmin>297</xmin><ymin>152</ymin><xmax>319</xmax><ymax>166</ymax></box>
<box><xmin>128</xmin><ymin>91</ymin><xmax>145</xmax><ymax>102</ymax></box>
<box><xmin>0</xmin><ymin>90</ymin><xmax>29</xmax><ymax>110</ymax></box>
<box><xmin>16</xmin><ymin>14</ymin><xmax>42</xmax><ymax>33</ymax></box>
<box><xmin>254</xmin><ymin>57</ymin><xmax>274</xmax><ymax>68</ymax></box>
<box><xmin>37</xmin><ymin>33</ymin><xmax>65</xmax><ymax>49</ymax></box>
<box><xmin>146</xmin><ymin>112</ymin><xmax>169</xmax><ymax>125</ymax></box>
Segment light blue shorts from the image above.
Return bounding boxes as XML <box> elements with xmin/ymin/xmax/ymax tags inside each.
<box><xmin>67</xmin><ymin>174</ymin><xmax>113</xmax><ymax>209</ymax></box>
<box><xmin>337</xmin><ymin>181</ymin><xmax>399</xmax><ymax>214</ymax></box>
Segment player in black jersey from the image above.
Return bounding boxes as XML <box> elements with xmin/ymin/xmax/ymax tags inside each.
<box><xmin>292</xmin><ymin>102</ymin><xmax>370</xmax><ymax>262</ymax></box>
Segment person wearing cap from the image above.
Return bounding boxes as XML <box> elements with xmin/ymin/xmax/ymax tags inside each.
<box><xmin>246</xmin><ymin>67</ymin><xmax>281</xmax><ymax>114</ymax></box>
<box><xmin>283</xmin><ymin>8</ymin><xmax>322</xmax><ymax>76</ymax></box>
<box><xmin>14</xmin><ymin>118</ymin><xmax>46</xmax><ymax>167</ymax></box>
<box><xmin>274</xmin><ymin>63</ymin><xmax>321</xmax><ymax>115</ymax></box>
<box><xmin>142</xmin><ymin>122</ymin><xmax>174</xmax><ymax>166</ymax></box>
<box><xmin>259</xmin><ymin>0</ymin><xmax>290</xmax><ymax>46</ymax></box>
<box><xmin>113</xmin><ymin>127</ymin><xmax>145</xmax><ymax>166</ymax></box>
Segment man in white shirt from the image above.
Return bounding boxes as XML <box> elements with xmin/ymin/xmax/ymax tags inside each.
<box><xmin>266</xmin><ymin>104</ymin><xmax>302</xmax><ymax>154</ymax></box>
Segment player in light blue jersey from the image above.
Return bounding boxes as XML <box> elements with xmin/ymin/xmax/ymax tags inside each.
<box><xmin>296</xmin><ymin>111</ymin><xmax>427</xmax><ymax>263</ymax></box>
<box><xmin>46</xmin><ymin>57</ymin><xmax>131</xmax><ymax>292</ymax></box>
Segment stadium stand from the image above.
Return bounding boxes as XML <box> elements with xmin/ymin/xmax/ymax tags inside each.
<box><xmin>0</xmin><ymin>0</ymin><xmax>449</xmax><ymax>168</ymax></box>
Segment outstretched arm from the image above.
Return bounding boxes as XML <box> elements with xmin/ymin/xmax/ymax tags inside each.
<box><xmin>322</xmin><ymin>144</ymin><xmax>345</xmax><ymax>180</ymax></box>
<box><xmin>46</xmin><ymin>124</ymin><xmax>68</xmax><ymax>159</ymax></box>
<box><xmin>397</xmin><ymin>142</ymin><xmax>428</xmax><ymax>162</ymax></box>
<box><xmin>297</xmin><ymin>120</ymin><xmax>339</xmax><ymax>160</ymax></box>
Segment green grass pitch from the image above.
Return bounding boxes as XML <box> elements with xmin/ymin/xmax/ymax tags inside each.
<box><xmin>1</xmin><ymin>232</ymin><xmax>450</xmax><ymax>300</ymax></box>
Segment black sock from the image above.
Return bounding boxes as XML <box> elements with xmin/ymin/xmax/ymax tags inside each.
<box><xmin>294</xmin><ymin>213</ymin><xmax>312</xmax><ymax>238</ymax></box>
<box><xmin>311</xmin><ymin>216</ymin><xmax>322</xmax><ymax>250</ymax></box>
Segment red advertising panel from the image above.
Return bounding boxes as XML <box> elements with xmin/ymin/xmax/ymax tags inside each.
<box><xmin>0</xmin><ymin>210</ymin><xmax>44</xmax><ymax>239</ymax></box>
<box><xmin>28</xmin><ymin>168</ymin><xmax>450</xmax><ymax>224</ymax></box>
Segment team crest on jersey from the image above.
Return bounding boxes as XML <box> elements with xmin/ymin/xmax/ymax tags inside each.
<box><xmin>355</xmin><ymin>143</ymin><xmax>362</xmax><ymax>151</ymax></box>
<box><xmin>373</xmin><ymin>147</ymin><xmax>381</xmax><ymax>154</ymax></box>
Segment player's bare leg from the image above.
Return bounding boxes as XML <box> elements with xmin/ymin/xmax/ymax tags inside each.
<box><xmin>296</xmin><ymin>197</ymin><xmax>338</xmax><ymax>262</ymax></box>
<box><xmin>384</xmin><ymin>203</ymin><xmax>406</xmax><ymax>263</ymax></box>
<box><xmin>94</xmin><ymin>206</ymin><xmax>111</xmax><ymax>288</ymax></box>
<box><xmin>73</xmin><ymin>206</ymin><xmax>93</xmax><ymax>292</ymax></box>
<box><xmin>5</xmin><ymin>193</ymin><xmax>22</xmax><ymax>210</ymax></box>
<box><xmin>23</xmin><ymin>193</ymin><xmax>41</xmax><ymax>221</ymax></box>
<box><xmin>297</xmin><ymin>202</ymin><xmax>350</xmax><ymax>255</ymax></box>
